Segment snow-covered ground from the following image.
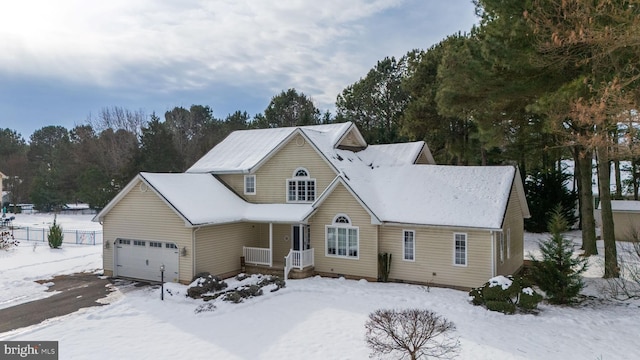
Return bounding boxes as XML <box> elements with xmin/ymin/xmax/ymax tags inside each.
<box><xmin>1</xmin><ymin>214</ymin><xmax>638</xmax><ymax>359</ymax></box>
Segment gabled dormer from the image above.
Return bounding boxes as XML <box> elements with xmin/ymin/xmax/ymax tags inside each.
<box><xmin>335</xmin><ymin>123</ymin><xmax>367</xmax><ymax>152</ymax></box>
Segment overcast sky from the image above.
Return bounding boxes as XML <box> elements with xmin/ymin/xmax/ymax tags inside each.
<box><xmin>0</xmin><ymin>0</ymin><xmax>477</xmax><ymax>139</ymax></box>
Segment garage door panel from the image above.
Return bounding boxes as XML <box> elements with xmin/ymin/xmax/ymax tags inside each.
<box><xmin>115</xmin><ymin>238</ymin><xmax>179</xmax><ymax>282</ymax></box>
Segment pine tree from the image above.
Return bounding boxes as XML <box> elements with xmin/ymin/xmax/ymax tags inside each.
<box><xmin>48</xmin><ymin>216</ymin><xmax>64</xmax><ymax>249</ymax></box>
<box><xmin>530</xmin><ymin>206</ymin><xmax>587</xmax><ymax>304</ymax></box>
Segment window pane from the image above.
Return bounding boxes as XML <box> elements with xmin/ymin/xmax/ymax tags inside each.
<box><xmin>308</xmin><ymin>180</ymin><xmax>315</xmax><ymax>201</ymax></box>
<box><xmin>288</xmin><ymin>181</ymin><xmax>296</xmax><ymax>201</ymax></box>
<box><xmin>404</xmin><ymin>231</ymin><xmax>414</xmax><ymax>260</ymax></box>
<box><xmin>348</xmin><ymin>228</ymin><xmax>358</xmax><ymax>257</ymax></box>
<box><xmin>298</xmin><ymin>180</ymin><xmax>306</xmax><ymax>201</ymax></box>
<box><xmin>327</xmin><ymin>228</ymin><xmax>336</xmax><ymax>254</ymax></box>
<box><xmin>245</xmin><ymin>176</ymin><xmax>255</xmax><ymax>193</ymax></box>
<box><xmin>338</xmin><ymin>228</ymin><xmax>347</xmax><ymax>255</ymax></box>
<box><xmin>455</xmin><ymin>234</ymin><xmax>466</xmax><ymax>265</ymax></box>
<box><xmin>295</xmin><ymin>169</ymin><xmax>308</xmax><ymax>177</ymax></box>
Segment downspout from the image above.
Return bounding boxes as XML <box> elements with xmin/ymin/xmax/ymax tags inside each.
<box><xmin>192</xmin><ymin>227</ymin><xmax>201</xmax><ymax>279</ymax></box>
<box><xmin>490</xmin><ymin>231</ymin><xmax>495</xmax><ymax>277</ymax></box>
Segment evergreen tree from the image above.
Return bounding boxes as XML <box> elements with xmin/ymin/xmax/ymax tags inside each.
<box><xmin>136</xmin><ymin>114</ymin><xmax>184</xmax><ymax>172</ymax></box>
<box><xmin>524</xmin><ymin>169</ymin><xmax>577</xmax><ymax>233</ymax></box>
<box><xmin>530</xmin><ymin>207</ymin><xmax>587</xmax><ymax>304</ymax></box>
<box><xmin>48</xmin><ymin>216</ymin><xmax>64</xmax><ymax>249</ymax></box>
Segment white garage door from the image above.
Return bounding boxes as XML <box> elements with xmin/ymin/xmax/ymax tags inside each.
<box><xmin>115</xmin><ymin>239</ymin><xmax>179</xmax><ymax>282</ymax></box>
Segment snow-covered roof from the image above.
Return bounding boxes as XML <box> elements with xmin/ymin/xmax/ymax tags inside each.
<box><xmin>186</xmin><ymin>122</ymin><xmax>354</xmax><ymax>174</ymax></box>
<box><xmin>94</xmin><ymin>173</ymin><xmax>312</xmax><ymax>226</ymax></box>
<box><xmin>326</xmin><ymin>165</ymin><xmax>523</xmax><ymax>229</ymax></box>
<box><xmin>608</xmin><ymin>200</ymin><xmax>640</xmax><ymax>212</ymax></box>
<box><xmin>185</xmin><ymin>122</ymin><xmax>428</xmax><ymax>174</ymax></box>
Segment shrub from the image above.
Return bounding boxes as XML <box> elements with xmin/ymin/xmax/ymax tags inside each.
<box><xmin>529</xmin><ymin>206</ymin><xmax>587</xmax><ymax>304</ymax></box>
<box><xmin>469</xmin><ymin>275</ymin><xmax>542</xmax><ymax>314</ymax></box>
<box><xmin>257</xmin><ymin>275</ymin><xmax>286</xmax><ymax>292</ymax></box>
<box><xmin>48</xmin><ymin>216</ymin><xmax>64</xmax><ymax>249</ymax></box>
<box><xmin>365</xmin><ymin>308</ymin><xmax>460</xmax><ymax>360</ymax></box>
<box><xmin>187</xmin><ymin>275</ymin><xmax>228</xmax><ymax>299</ymax></box>
<box><xmin>378</xmin><ymin>253</ymin><xmax>392</xmax><ymax>282</ymax></box>
<box><xmin>1</xmin><ymin>230</ymin><xmax>19</xmax><ymax>250</ymax></box>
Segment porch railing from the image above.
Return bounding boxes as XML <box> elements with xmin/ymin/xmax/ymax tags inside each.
<box><xmin>243</xmin><ymin>246</ymin><xmax>272</xmax><ymax>267</ymax></box>
<box><xmin>284</xmin><ymin>248</ymin><xmax>314</xmax><ymax>281</ymax></box>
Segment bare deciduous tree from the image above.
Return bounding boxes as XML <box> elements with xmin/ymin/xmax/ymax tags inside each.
<box><xmin>603</xmin><ymin>229</ymin><xmax>640</xmax><ymax>300</ymax></box>
<box><xmin>365</xmin><ymin>309</ymin><xmax>460</xmax><ymax>360</ymax></box>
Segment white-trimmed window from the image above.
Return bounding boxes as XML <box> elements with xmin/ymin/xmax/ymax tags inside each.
<box><xmin>244</xmin><ymin>175</ymin><xmax>256</xmax><ymax>195</ymax></box>
<box><xmin>326</xmin><ymin>214</ymin><xmax>359</xmax><ymax>258</ymax></box>
<box><xmin>454</xmin><ymin>233</ymin><xmax>467</xmax><ymax>266</ymax></box>
<box><xmin>507</xmin><ymin>228</ymin><xmax>511</xmax><ymax>259</ymax></box>
<box><xmin>403</xmin><ymin>230</ymin><xmax>415</xmax><ymax>261</ymax></box>
<box><xmin>287</xmin><ymin>168</ymin><xmax>316</xmax><ymax>202</ymax></box>
<box><xmin>498</xmin><ymin>231</ymin><xmax>504</xmax><ymax>263</ymax></box>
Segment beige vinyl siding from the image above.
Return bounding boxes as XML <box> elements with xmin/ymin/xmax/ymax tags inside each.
<box><xmin>495</xmin><ymin>182</ymin><xmax>525</xmax><ymax>276</ymax></box>
<box><xmin>338</xmin><ymin>128</ymin><xmax>365</xmax><ymax>148</ymax></box>
<box><xmin>220</xmin><ymin>134</ymin><xmax>337</xmax><ymax>204</ymax></box>
<box><xmin>217</xmin><ymin>174</ymin><xmax>246</xmax><ymax>200</ymax></box>
<box><xmin>102</xmin><ymin>180</ymin><xmax>193</xmax><ymax>283</ymax></box>
<box><xmin>379</xmin><ymin>226</ymin><xmax>493</xmax><ymax>289</ymax></box>
<box><xmin>194</xmin><ymin>222</ymin><xmax>258</xmax><ymax>276</ymax></box>
<box><xmin>612</xmin><ymin>212</ymin><xmax>640</xmax><ymax>241</ymax></box>
<box><xmin>308</xmin><ymin>183</ymin><xmax>378</xmax><ymax>279</ymax></box>
<box><xmin>415</xmin><ymin>150</ymin><xmax>431</xmax><ymax>164</ymax></box>
<box><xmin>253</xmin><ymin>223</ymin><xmax>295</xmax><ymax>263</ymax></box>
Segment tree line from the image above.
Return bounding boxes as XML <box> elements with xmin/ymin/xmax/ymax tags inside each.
<box><xmin>1</xmin><ymin>0</ymin><xmax>638</xmax><ymax>276</ymax></box>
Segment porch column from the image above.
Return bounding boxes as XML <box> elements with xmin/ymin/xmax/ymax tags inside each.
<box><xmin>269</xmin><ymin>222</ymin><xmax>273</xmax><ymax>267</ymax></box>
<box><xmin>298</xmin><ymin>224</ymin><xmax>303</xmax><ymax>269</ymax></box>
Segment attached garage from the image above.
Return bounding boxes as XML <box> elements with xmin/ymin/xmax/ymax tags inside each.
<box><xmin>114</xmin><ymin>239</ymin><xmax>179</xmax><ymax>282</ymax></box>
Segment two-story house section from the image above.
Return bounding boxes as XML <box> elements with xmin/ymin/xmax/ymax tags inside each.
<box><xmin>95</xmin><ymin>122</ymin><xmax>529</xmax><ymax>289</ymax></box>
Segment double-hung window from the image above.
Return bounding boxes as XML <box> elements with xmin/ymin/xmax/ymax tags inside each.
<box><xmin>287</xmin><ymin>168</ymin><xmax>315</xmax><ymax>202</ymax></box>
<box><xmin>454</xmin><ymin>233</ymin><xmax>467</xmax><ymax>266</ymax></box>
<box><xmin>326</xmin><ymin>214</ymin><xmax>358</xmax><ymax>258</ymax></box>
<box><xmin>403</xmin><ymin>230</ymin><xmax>415</xmax><ymax>261</ymax></box>
<box><xmin>244</xmin><ymin>175</ymin><xmax>256</xmax><ymax>195</ymax></box>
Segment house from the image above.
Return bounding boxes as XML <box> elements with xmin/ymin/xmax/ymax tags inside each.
<box><xmin>94</xmin><ymin>122</ymin><xmax>529</xmax><ymax>289</ymax></box>
<box><xmin>606</xmin><ymin>200</ymin><xmax>640</xmax><ymax>242</ymax></box>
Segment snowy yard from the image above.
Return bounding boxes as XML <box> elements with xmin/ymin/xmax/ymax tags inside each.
<box><xmin>1</xmin><ymin>214</ymin><xmax>638</xmax><ymax>359</ymax></box>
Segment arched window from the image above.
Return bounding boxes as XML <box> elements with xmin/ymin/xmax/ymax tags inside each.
<box><xmin>326</xmin><ymin>214</ymin><xmax>358</xmax><ymax>258</ymax></box>
<box><xmin>287</xmin><ymin>167</ymin><xmax>316</xmax><ymax>202</ymax></box>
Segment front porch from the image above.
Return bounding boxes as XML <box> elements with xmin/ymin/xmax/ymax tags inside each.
<box><xmin>241</xmin><ymin>222</ymin><xmax>315</xmax><ymax>280</ymax></box>
<box><xmin>243</xmin><ymin>247</ymin><xmax>315</xmax><ymax>280</ymax></box>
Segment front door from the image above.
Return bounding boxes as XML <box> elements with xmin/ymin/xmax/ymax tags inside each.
<box><xmin>292</xmin><ymin>224</ymin><xmax>310</xmax><ymax>251</ymax></box>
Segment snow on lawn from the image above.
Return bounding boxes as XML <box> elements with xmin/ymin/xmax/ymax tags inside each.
<box><xmin>0</xmin><ymin>214</ymin><xmax>103</xmax><ymax>309</ymax></box>
<box><xmin>1</xmin><ymin>215</ymin><xmax>639</xmax><ymax>359</ymax></box>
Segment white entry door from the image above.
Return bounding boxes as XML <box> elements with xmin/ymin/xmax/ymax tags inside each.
<box><xmin>115</xmin><ymin>239</ymin><xmax>179</xmax><ymax>282</ymax></box>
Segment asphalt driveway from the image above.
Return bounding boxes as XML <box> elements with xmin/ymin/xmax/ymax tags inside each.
<box><xmin>0</xmin><ymin>273</ymin><xmax>113</xmax><ymax>333</ymax></box>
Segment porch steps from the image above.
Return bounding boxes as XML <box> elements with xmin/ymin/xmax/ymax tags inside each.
<box><xmin>244</xmin><ymin>263</ymin><xmax>315</xmax><ymax>279</ymax></box>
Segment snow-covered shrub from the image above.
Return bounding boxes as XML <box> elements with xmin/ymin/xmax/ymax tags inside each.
<box><xmin>257</xmin><ymin>275</ymin><xmax>286</xmax><ymax>292</ymax></box>
<box><xmin>222</xmin><ymin>284</ymin><xmax>263</xmax><ymax>303</ymax></box>
<box><xmin>48</xmin><ymin>216</ymin><xmax>63</xmax><ymax>249</ymax></box>
<box><xmin>469</xmin><ymin>275</ymin><xmax>542</xmax><ymax>314</ymax></box>
<box><xmin>187</xmin><ymin>274</ymin><xmax>228</xmax><ymax>299</ymax></box>
<box><xmin>1</xmin><ymin>230</ymin><xmax>19</xmax><ymax>250</ymax></box>
<box><xmin>194</xmin><ymin>303</ymin><xmax>217</xmax><ymax>314</ymax></box>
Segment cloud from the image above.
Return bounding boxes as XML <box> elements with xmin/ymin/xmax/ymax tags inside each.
<box><xmin>0</xmin><ymin>0</ymin><xmax>476</xmax><ymax>122</ymax></box>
